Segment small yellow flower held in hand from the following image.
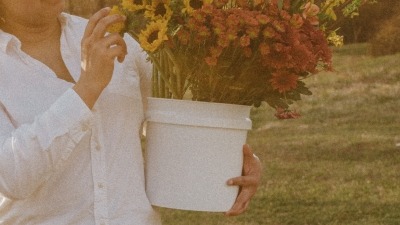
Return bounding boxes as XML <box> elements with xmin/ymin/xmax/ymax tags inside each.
<box><xmin>107</xmin><ymin>6</ymin><xmax>126</xmax><ymax>34</ymax></box>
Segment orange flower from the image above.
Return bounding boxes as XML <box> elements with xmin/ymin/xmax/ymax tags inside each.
<box><xmin>256</xmin><ymin>14</ymin><xmax>270</xmax><ymax>25</ymax></box>
<box><xmin>240</xmin><ymin>35</ymin><xmax>251</xmax><ymax>47</ymax></box>
<box><xmin>213</xmin><ymin>23</ymin><xmax>226</xmax><ymax>36</ymax></box>
<box><xmin>259</xmin><ymin>42</ymin><xmax>270</xmax><ymax>55</ymax></box>
<box><xmin>290</xmin><ymin>14</ymin><xmax>304</xmax><ymax>28</ymax></box>
<box><xmin>198</xmin><ymin>26</ymin><xmax>211</xmax><ymax>37</ymax></box>
<box><xmin>176</xmin><ymin>29</ymin><xmax>190</xmax><ymax>45</ymax></box>
<box><xmin>269</xmin><ymin>72</ymin><xmax>298</xmax><ymax>93</ymax></box>
<box><xmin>217</xmin><ymin>35</ymin><xmax>230</xmax><ymax>47</ymax></box>
<box><xmin>246</xmin><ymin>27</ymin><xmax>260</xmax><ymax>39</ymax></box>
<box><xmin>226</xmin><ymin>28</ymin><xmax>238</xmax><ymax>41</ymax></box>
<box><xmin>262</xmin><ymin>27</ymin><xmax>276</xmax><ymax>38</ymax></box>
<box><xmin>272</xmin><ymin>21</ymin><xmax>285</xmax><ymax>33</ymax></box>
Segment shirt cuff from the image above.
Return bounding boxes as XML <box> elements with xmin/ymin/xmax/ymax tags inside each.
<box><xmin>36</xmin><ymin>88</ymin><xmax>93</xmax><ymax>149</ymax></box>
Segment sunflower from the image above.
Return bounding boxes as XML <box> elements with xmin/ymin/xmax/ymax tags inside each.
<box><xmin>144</xmin><ymin>0</ymin><xmax>173</xmax><ymax>21</ymax></box>
<box><xmin>122</xmin><ymin>0</ymin><xmax>146</xmax><ymax>12</ymax></box>
<box><xmin>182</xmin><ymin>0</ymin><xmax>213</xmax><ymax>14</ymax></box>
<box><xmin>107</xmin><ymin>6</ymin><xmax>126</xmax><ymax>34</ymax></box>
<box><xmin>138</xmin><ymin>20</ymin><xmax>168</xmax><ymax>52</ymax></box>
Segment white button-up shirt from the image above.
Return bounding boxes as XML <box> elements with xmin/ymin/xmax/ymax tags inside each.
<box><xmin>0</xmin><ymin>13</ymin><xmax>161</xmax><ymax>225</ymax></box>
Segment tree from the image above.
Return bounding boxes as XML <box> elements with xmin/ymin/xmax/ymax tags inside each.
<box><xmin>337</xmin><ymin>0</ymin><xmax>400</xmax><ymax>43</ymax></box>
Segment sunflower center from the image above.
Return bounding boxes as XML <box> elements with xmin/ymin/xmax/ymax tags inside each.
<box><xmin>148</xmin><ymin>31</ymin><xmax>159</xmax><ymax>43</ymax></box>
<box><xmin>155</xmin><ymin>3</ymin><xmax>167</xmax><ymax>17</ymax></box>
<box><xmin>133</xmin><ymin>0</ymin><xmax>143</xmax><ymax>5</ymax></box>
<box><xmin>190</xmin><ymin>0</ymin><xmax>203</xmax><ymax>9</ymax></box>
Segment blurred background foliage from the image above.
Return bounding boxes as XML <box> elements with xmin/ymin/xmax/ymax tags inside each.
<box><xmin>64</xmin><ymin>0</ymin><xmax>400</xmax><ymax>57</ymax></box>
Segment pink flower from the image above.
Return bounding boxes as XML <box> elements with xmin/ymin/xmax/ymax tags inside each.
<box><xmin>302</xmin><ymin>3</ymin><xmax>320</xmax><ymax>17</ymax></box>
<box><xmin>274</xmin><ymin>108</ymin><xmax>301</xmax><ymax>119</ymax></box>
<box><xmin>302</xmin><ymin>3</ymin><xmax>320</xmax><ymax>25</ymax></box>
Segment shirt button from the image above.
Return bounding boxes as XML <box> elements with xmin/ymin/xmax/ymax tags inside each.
<box><xmin>82</xmin><ymin>123</ymin><xmax>90</xmax><ymax>131</ymax></box>
<box><xmin>98</xmin><ymin>183</ymin><xmax>104</xmax><ymax>189</ymax></box>
<box><xmin>95</xmin><ymin>144</ymin><xmax>101</xmax><ymax>151</ymax></box>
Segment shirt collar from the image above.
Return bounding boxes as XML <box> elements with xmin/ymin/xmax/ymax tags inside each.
<box><xmin>0</xmin><ymin>12</ymin><xmax>70</xmax><ymax>54</ymax></box>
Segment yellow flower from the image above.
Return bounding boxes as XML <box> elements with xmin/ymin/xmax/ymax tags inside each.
<box><xmin>144</xmin><ymin>0</ymin><xmax>173</xmax><ymax>21</ymax></box>
<box><xmin>138</xmin><ymin>20</ymin><xmax>168</xmax><ymax>52</ymax></box>
<box><xmin>327</xmin><ymin>31</ymin><xmax>344</xmax><ymax>47</ymax></box>
<box><xmin>122</xmin><ymin>0</ymin><xmax>146</xmax><ymax>11</ymax></box>
<box><xmin>182</xmin><ymin>0</ymin><xmax>212</xmax><ymax>15</ymax></box>
<box><xmin>107</xmin><ymin>6</ymin><xmax>125</xmax><ymax>33</ymax></box>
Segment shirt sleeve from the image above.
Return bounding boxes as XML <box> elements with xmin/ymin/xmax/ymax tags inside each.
<box><xmin>0</xmin><ymin>88</ymin><xmax>93</xmax><ymax>200</ymax></box>
<box><xmin>123</xmin><ymin>34</ymin><xmax>153</xmax><ymax>111</ymax></box>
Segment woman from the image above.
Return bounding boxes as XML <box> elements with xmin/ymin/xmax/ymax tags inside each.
<box><xmin>0</xmin><ymin>0</ymin><xmax>262</xmax><ymax>224</ymax></box>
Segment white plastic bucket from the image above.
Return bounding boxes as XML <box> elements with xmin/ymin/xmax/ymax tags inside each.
<box><xmin>144</xmin><ymin>97</ymin><xmax>252</xmax><ymax>212</ymax></box>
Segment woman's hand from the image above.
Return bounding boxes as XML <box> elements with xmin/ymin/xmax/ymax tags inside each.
<box><xmin>225</xmin><ymin>144</ymin><xmax>262</xmax><ymax>216</ymax></box>
<box><xmin>73</xmin><ymin>7</ymin><xmax>127</xmax><ymax>109</ymax></box>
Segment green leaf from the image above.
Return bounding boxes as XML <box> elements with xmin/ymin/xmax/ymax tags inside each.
<box><xmin>287</xmin><ymin>91</ymin><xmax>302</xmax><ymax>101</ymax></box>
<box><xmin>296</xmin><ymin>81</ymin><xmax>313</xmax><ymax>95</ymax></box>
<box><xmin>278</xmin><ymin>0</ymin><xmax>284</xmax><ymax>10</ymax></box>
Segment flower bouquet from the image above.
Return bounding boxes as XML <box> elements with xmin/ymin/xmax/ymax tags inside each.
<box><xmin>108</xmin><ymin>0</ymin><xmax>373</xmax><ymax>211</ymax></box>
<box><xmin>108</xmin><ymin>0</ymin><xmax>371</xmax><ymax>117</ymax></box>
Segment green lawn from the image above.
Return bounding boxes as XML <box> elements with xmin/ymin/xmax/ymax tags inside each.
<box><xmin>157</xmin><ymin>44</ymin><xmax>400</xmax><ymax>225</ymax></box>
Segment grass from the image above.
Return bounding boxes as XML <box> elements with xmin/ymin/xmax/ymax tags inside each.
<box><xmin>157</xmin><ymin>43</ymin><xmax>400</xmax><ymax>225</ymax></box>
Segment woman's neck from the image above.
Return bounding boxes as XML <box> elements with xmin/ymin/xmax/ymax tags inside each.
<box><xmin>1</xmin><ymin>17</ymin><xmax>61</xmax><ymax>45</ymax></box>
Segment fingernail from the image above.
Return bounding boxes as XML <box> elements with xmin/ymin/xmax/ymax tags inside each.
<box><xmin>227</xmin><ymin>179</ymin><xmax>233</xmax><ymax>185</ymax></box>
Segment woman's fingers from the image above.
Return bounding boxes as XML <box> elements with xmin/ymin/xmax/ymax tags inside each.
<box><xmin>91</xmin><ymin>14</ymin><xmax>126</xmax><ymax>39</ymax></box>
<box><xmin>225</xmin><ymin>198</ymin><xmax>250</xmax><ymax>216</ymax></box>
<box><xmin>99</xmin><ymin>33</ymin><xmax>127</xmax><ymax>62</ymax></box>
<box><xmin>224</xmin><ymin>144</ymin><xmax>262</xmax><ymax>217</ymax></box>
<box><xmin>228</xmin><ymin>175</ymin><xmax>259</xmax><ymax>187</ymax></box>
<box><xmin>83</xmin><ymin>7</ymin><xmax>111</xmax><ymax>40</ymax></box>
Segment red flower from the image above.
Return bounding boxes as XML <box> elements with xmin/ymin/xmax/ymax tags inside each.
<box><xmin>269</xmin><ymin>71</ymin><xmax>298</xmax><ymax>93</ymax></box>
<box><xmin>176</xmin><ymin>29</ymin><xmax>190</xmax><ymax>45</ymax></box>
